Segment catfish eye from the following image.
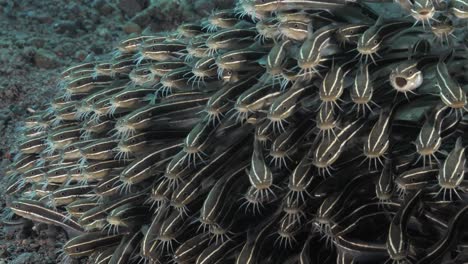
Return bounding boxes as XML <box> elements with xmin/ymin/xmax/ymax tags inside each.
<box><xmin>293</xmin><ymin>24</ymin><xmax>298</xmax><ymax>28</ymax></box>
<box><xmin>349</xmin><ymin>30</ymin><xmax>354</xmax><ymax>34</ymax></box>
<box><xmin>123</xmin><ymin>95</ymin><xmax>128</xmax><ymax>99</ymax></box>
<box><xmin>136</xmin><ymin>117</ymin><xmax>142</xmax><ymax>121</ymax></box>
<box><xmin>229</xmin><ymin>57</ymin><xmax>234</xmax><ymax>61</ymax></box>
<box><xmin>78</xmin><ymin>208</ymin><xmax>83</xmax><ymax>211</ymax></box>
<box><xmin>408</xmin><ymin>70</ymin><xmax>413</xmax><ymax>75</ymax></box>
<box><xmin>92</xmin><ymin>148</ymin><xmax>97</xmax><ymax>152</ymax></box>
<box><xmin>373</xmin><ymin>40</ymin><xmax>378</xmax><ymax>44</ymax></box>
<box><xmin>106</xmin><ymin>184</ymin><xmax>111</xmax><ymax>188</ymax></box>
<box><xmin>61</xmin><ymin>192</ymin><xmax>66</xmax><ymax>196</ymax></box>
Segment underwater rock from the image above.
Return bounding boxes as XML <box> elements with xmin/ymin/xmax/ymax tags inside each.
<box><xmin>92</xmin><ymin>0</ymin><xmax>114</xmax><ymax>15</ymax></box>
<box><xmin>122</xmin><ymin>21</ymin><xmax>142</xmax><ymax>34</ymax></box>
<box><xmin>118</xmin><ymin>0</ymin><xmax>144</xmax><ymax>18</ymax></box>
<box><xmin>52</xmin><ymin>20</ymin><xmax>81</xmax><ymax>35</ymax></box>
<box><xmin>10</xmin><ymin>252</ymin><xmax>34</xmax><ymax>264</ymax></box>
<box><xmin>33</xmin><ymin>49</ymin><xmax>59</xmax><ymax>69</ymax></box>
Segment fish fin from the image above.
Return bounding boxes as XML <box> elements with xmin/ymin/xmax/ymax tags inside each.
<box><xmin>140</xmin><ymin>224</ymin><xmax>149</xmax><ymax>234</ymax></box>
<box><xmin>257</xmin><ymin>56</ymin><xmax>267</xmax><ymax>67</ymax></box>
<box><xmin>455</xmin><ymin>137</ymin><xmax>464</xmax><ymax>149</ymax></box>
<box><xmin>412</xmin><ymin>39</ymin><xmax>431</xmax><ymax>57</ymax></box>
<box><xmin>438</xmin><ymin>149</ymin><xmax>449</xmax><ymax>156</ymax></box>
<box><xmin>374</xmin><ymin>15</ymin><xmax>385</xmax><ymax>26</ymax></box>
<box><xmin>306</xmin><ymin>22</ymin><xmax>314</xmax><ymax>39</ymax></box>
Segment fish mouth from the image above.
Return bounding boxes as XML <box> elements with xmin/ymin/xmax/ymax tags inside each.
<box><xmin>320</xmin><ymin>95</ymin><xmax>336</xmax><ymax>102</ymax></box>
<box><xmin>298</xmin><ymin>59</ymin><xmax>319</xmax><ymax>70</ymax></box>
<box><xmin>278</xmin><ymin>230</ymin><xmax>293</xmax><ymax>238</ymax></box>
<box><xmin>205</xmin><ymin>108</ymin><xmax>220</xmax><ymax>117</ymax></box>
<box><xmin>418</xmin><ymin>148</ymin><xmax>436</xmax><ymax>156</ymax></box>
<box><xmin>412</xmin><ymin>8</ymin><xmax>435</xmax><ymax>20</ymax></box>
<box><xmin>184</xmin><ymin>146</ymin><xmax>200</xmax><ymax>154</ymax></box>
<box><xmin>267</xmin><ymin>115</ymin><xmax>283</xmax><ymax>122</ymax></box>
<box><xmin>199</xmin><ymin>217</ymin><xmax>214</xmax><ymax>226</ymax></box>
<box><xmin>256</xmin><ymin>136</ymin><xmax>269</xmax><ymax>143</ymax></box>
<box><xmin>280</xmin><ymin>30</ymin><xmax>305</xmax><ymax>41</ymax></box>
<box><xmin>115</xmin><ymin>144</ymin><xmax>129</xmax><ymax>153</ymax></box>
<box><xmin>160</xmin><ymin>80</ymin><xmax>174</xmax><ymax>88</ymax></box>
<box><xmin>314</xmin><ymin>217</ymin><xmax>330</xmax><ymax>225</ymax></box>
<box><xmin>357</xmin><ymin>46</ymin><xmax>377</xmax><ymax>55</ymax></box>
<box><xmin>418</xmin><ymin>10</ymin><xmax>431</xmax><ymax>16</ymax></box>
<box><xmin>450</xmin><ymin>101</ymin><xmax>466</xmax><ymax>109</ymax></box>
<box><xmin>150</xmin><ymin>195</ymin><xmax>166</xmax><ymax>202</ymax></box>
<box><xmin>287</xmin><ymin>184</ymin><xmax>305</xmax><ymax>193</ymax></box>
<box><xmin>165</xmin><ymin>172</ymin><xmax>181</xmax><ymax>181</ymax></box>
<box><xmin>317</xmin><ymin>123</ymin><xmax>335</xmax><ymax>130</ymax></box>
<box><xmin>192</xmin><ymin>69</ymin><xmax>207</xmax><ymax>77</ymax></box>
<box><xmin>157</xmin><ymin>235</ymin><xmax>175</xmax><ymax>242</ymax></box>
<box><xmin>267</xmin><ymin>67</ymin><xmax>282</xmax><ymax>76</ymax></box>
<box><xmin>352</xmin><ymin>97</ymin><xmax>371</xmax><ymax>104</ymax></box>
<box><xmin>205</xmin><ymin>42</ymin><xmax>217</xmax><ymax>51</ymax></box>
<box><xmin>115</xmin><ymin>123</ymin><xmax>134</xmax><ymax>133</ymax></box>
<box><xmin>235</xmin><ymin>106</ymin><xmax>249</xmax><ymax>113</ymax></box>
<box><xmin>364</xmin><ymin>149</ymin><xmax>385</xmax><ymax>158</ymax></box>
<box><xmin>210</xmin><ymin>224</ymin><xmax>227</xmax><ymax>235</ymax></box>
<box><xmin>170</xmin><ymin>200</ymin><xmax>185</xmax><ymax>209</ymax></box>
<box><xmin>376</xmin><ymin>192</ymin><xmax>392</xmax><ymax>201</ymax></box>
<box><xmin>438</xmin><ymin>181</ymin><xmax>457</xmax><ymax>189</ymax></box>
<box><xmin>395</xmin><ymin>77</ymin><xmax>408</xmax><ymax>88</ymax></box>
<box><xmin>106</xmin><ymin>216</ymin><xmax>122</xmax><ymax>227</ymax></box>
<box><xmin>313</xmin><ymin>160</ymin><xmax>328</xmax><ymax>168</ymax></box>
<box><xmin>269</xmin><ymin>151</ymin><xmax>285</xmax><ymax>159</ymax></box>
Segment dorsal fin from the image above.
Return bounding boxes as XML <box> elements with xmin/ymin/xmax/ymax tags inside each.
<box><xmin>306</xmin><ymin>22</ymin><xmax>314</xmax><ymax>39</ymax></box>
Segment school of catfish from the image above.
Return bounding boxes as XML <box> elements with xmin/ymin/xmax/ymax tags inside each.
<box><xmin>2</xmin><ymin>0</ymin><xmax>468</xmax><ymax>263</ymax></box>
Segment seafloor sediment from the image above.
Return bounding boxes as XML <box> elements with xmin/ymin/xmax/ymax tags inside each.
<box><xmin>2</xmin><ymin>0</ymin><xmax>468</xmax><ymax>263</ymax></box>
